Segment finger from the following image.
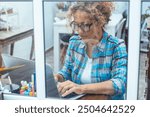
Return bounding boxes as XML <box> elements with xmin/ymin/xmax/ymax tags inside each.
<box><xmin>57</xmin><ymin>82</ymin><xmax>63</xmax><ymax>92</ymax></box>
<box><xmin>58</xmin><ymin>80</ymin><xmax>72</xmax><ymax>93</ymax></box>
<box><xmin>60</xmin><ymin>84</ymin><xmax>74</xmax><ymax>95</ymax></box>
<box><xmin>58</xmin><ymin>82</ymin><xmax>74</xmax><ymax>94</ymax></box>
<box><xmin>54</xmin><ymin>74</ymin><xmax>59</xmax><ymax>81</ymax></box>
<box><xmin>62</xmin><ymin>87</ymin><xmax>75</xmax><ymax>97</ymax></box>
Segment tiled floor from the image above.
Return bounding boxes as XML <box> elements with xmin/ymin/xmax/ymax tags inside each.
<box><xmin>45</xmin><ymin>49</ymin><xmax>149</xmax><ymax>100</ymax></box>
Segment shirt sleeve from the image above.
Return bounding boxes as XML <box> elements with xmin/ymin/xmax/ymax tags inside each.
<box><xmin>58</xmin><ymin>42</ymin><xmax>74</xmax><ymax>81</ymax></box>
<box><xmin>110</xmin><ymin>40</ymin><xmax>128</xmax><ymax>97</ymax></box>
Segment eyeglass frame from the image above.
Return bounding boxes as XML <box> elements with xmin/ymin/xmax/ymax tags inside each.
<box><xmin>70</xmin><ymin>21</ymin><xmax>93</xmax><ymax>32</ymax></box>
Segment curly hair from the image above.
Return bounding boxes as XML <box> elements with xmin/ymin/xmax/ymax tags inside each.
<box><xmin>67</xmin><ymin>2</ymin><xmax>114</xmax><ymax>27</ymax></box>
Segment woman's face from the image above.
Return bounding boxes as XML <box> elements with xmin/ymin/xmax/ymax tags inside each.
<box><xmin>72</xmin><ymin>10</ymin><xmax>100</xmax><ymax>40</ymax></box>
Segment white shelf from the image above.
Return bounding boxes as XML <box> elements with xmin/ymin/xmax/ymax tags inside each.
<box><xmin>141</xmin><ymin>38</ymin><xmax>149</xmax><ymax>42</ymax></box>
<box><xmin>140</xmin><ymin>48</ymin><xmax>149</xmax><ymax>53</ymax></box>
<box><xmin>0</xmin><ymin>12</ymin><xmax>18</xmax><ymax>17</ymax></box>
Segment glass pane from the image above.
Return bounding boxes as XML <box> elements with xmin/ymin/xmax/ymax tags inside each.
<box><xmin>138</xmin><ymin>2</ymin><xmax>150</xmax><ymax>100</ymax></box>
<box><xmin>0</xmin><ymin>1</ymin><xmax>35</xmax><ymax>97</ymax></box>
<box><xmin>44</xmin><ymin>1</ymin><xmax>129</xmax><ymax>99</ymax></box>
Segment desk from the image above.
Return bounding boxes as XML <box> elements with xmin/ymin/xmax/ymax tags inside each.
<box><xmin>0</xmin><ymin>26</ymin><xmax>34</xmax><ymax>66</ymax></box>
<box><xmin>79</xmin><ymin>94</ymin><xmax>108</xmax><ymax>100</ymax></box>
<box><xmin>53</xmin><ymin>14</ymin><xmax>122</xmax><ymax>72</ymax></box>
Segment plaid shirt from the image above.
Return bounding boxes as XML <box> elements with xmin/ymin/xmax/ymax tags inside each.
<box><xmin>59</xmin><ymin>31</ymin><xmax>127</xmax><ymax>100</ymax></box>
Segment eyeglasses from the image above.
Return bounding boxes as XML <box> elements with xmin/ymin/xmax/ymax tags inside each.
<box><xmin>70</xmin><ymin>21</ymin><xmax>93</xmax><ymax>32</ymax></box>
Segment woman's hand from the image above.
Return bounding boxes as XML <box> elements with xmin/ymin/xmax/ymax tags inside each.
<box><xmin>54</xmin><ymin>74</ymin><xmax>64</xmax><ymax>82</ymax></box>
<box><xmin>57</xmin><ymin>80</ymin><xmax>84</xmax><ymax>97</ymax></box>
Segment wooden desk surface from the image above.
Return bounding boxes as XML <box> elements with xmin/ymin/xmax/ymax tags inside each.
<box><xmin>79</xmin><ymin>94</ymin><xmax>108</xmax><ymax>100</ymax></box>
<box><xmin>0</xmin><ymin>27</ymin><xmax>33</xmax><ymax>39</ymax></box>
<box><xmin>0</xmin><ymin>26</ymin><xmax>33</xmax><ymax>45</ymax></box>
<box><xmin>0</xmin><ymin>26</ymin><xmax>34</xmax><ymax>66</ymax></box>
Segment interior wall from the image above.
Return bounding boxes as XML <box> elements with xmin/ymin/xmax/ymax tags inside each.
<box><xmin>44</xmin><ymin>2</ymin><xmax>56</xmax><ymax>51</ymax></box>
<box><xmin>142</xmin><ymin>2</ymin><xmax>150</xmax><ymax>14</ymax></box>
<box><xmin>0</xmin><ymin>2</ymin><xmax>33</xmax><ymax>60</ymax></box>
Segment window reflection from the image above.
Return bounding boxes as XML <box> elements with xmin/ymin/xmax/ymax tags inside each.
<box><xmin>0</xmin><ymin>2</ymin><xmax>35</xmax><ymax>97</ymax></box>
<box><xmin>138</xmin><ymin>2</ymin><xmax>150</xmax><ymax>100</ymax></box>
<box><xmin>44</xmin><ymin>1</ymin><xmax>129</xmax><ymax>99</ymax></box>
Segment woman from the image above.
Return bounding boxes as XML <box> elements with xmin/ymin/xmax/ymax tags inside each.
<box><xmin>55</xmin><ymin>2</ymin><xmax>127</xmax><ymax>100</ymax></box>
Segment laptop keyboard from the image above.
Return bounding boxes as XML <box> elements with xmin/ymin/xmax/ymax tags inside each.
<box><xmin>62</xmin><ymin>92</ymin><xmax>78</xmax><ymax>99</ymax></box>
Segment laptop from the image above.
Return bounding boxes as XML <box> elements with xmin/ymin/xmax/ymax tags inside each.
<box><xmin>1</xmin><ymin>54</ymin><xmax>85</xmax><ymax>100</ymax></box>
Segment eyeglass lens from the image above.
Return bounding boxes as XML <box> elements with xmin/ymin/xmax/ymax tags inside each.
<box><xmin>70</xmin><ymin>22</ymin><xmax>92</xmax><ymax>32</ymax></box>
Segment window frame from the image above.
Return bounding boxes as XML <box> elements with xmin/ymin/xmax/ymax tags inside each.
<box><xmin>2</xmin><ymin>0</ymin><xmax>141</xmax><ymax>100</ymax></box>
<box><xmin>127</xmin><ymin>0</ymin><xmax>141</xmax><ymax>100</ymax></box>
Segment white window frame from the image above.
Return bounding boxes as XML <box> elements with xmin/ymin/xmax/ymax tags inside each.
<box><xmin>2</xmin><ymin>0</ymin><xmax>142</xmax><ymax>100</ymax></box>
<box><xmin>33</xmin><ymin>0</ymin><xmax>46</xmax><ymax>99</ymax></box>
<box><xmin>127</xmin><ymin>0</ymin><xmax>141</xmax><ymax>100</ymax></box>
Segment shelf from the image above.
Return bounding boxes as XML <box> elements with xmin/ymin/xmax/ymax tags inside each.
<box><xmin>140</xmin><ymin>48</ymin><xmax>149</xmax><ymax>53</ymax></box>
<box><xmin>0</xmin><ymin>8</ymin><xmax>13</xmax><ymax>15</ymax></box>
<box><xmin>141</xmin><ymin>38</ymin><xmax>149</xmax><ymax>43</ymax></box>
<box><xmin>0</xmin><ymin>12</ymin><xmax>18</xmax><ymax>17</ymax></box>
<box><xmin>56</xmin><ymin>11</ymin><xmax>67</xmax><ymax>19</ymax></box>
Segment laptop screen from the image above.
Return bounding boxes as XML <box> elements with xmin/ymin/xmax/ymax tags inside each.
<box><xmin>1</xmin><ymin>54</ymin><xmax>60</xmax><ymax>98</ymax></box>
